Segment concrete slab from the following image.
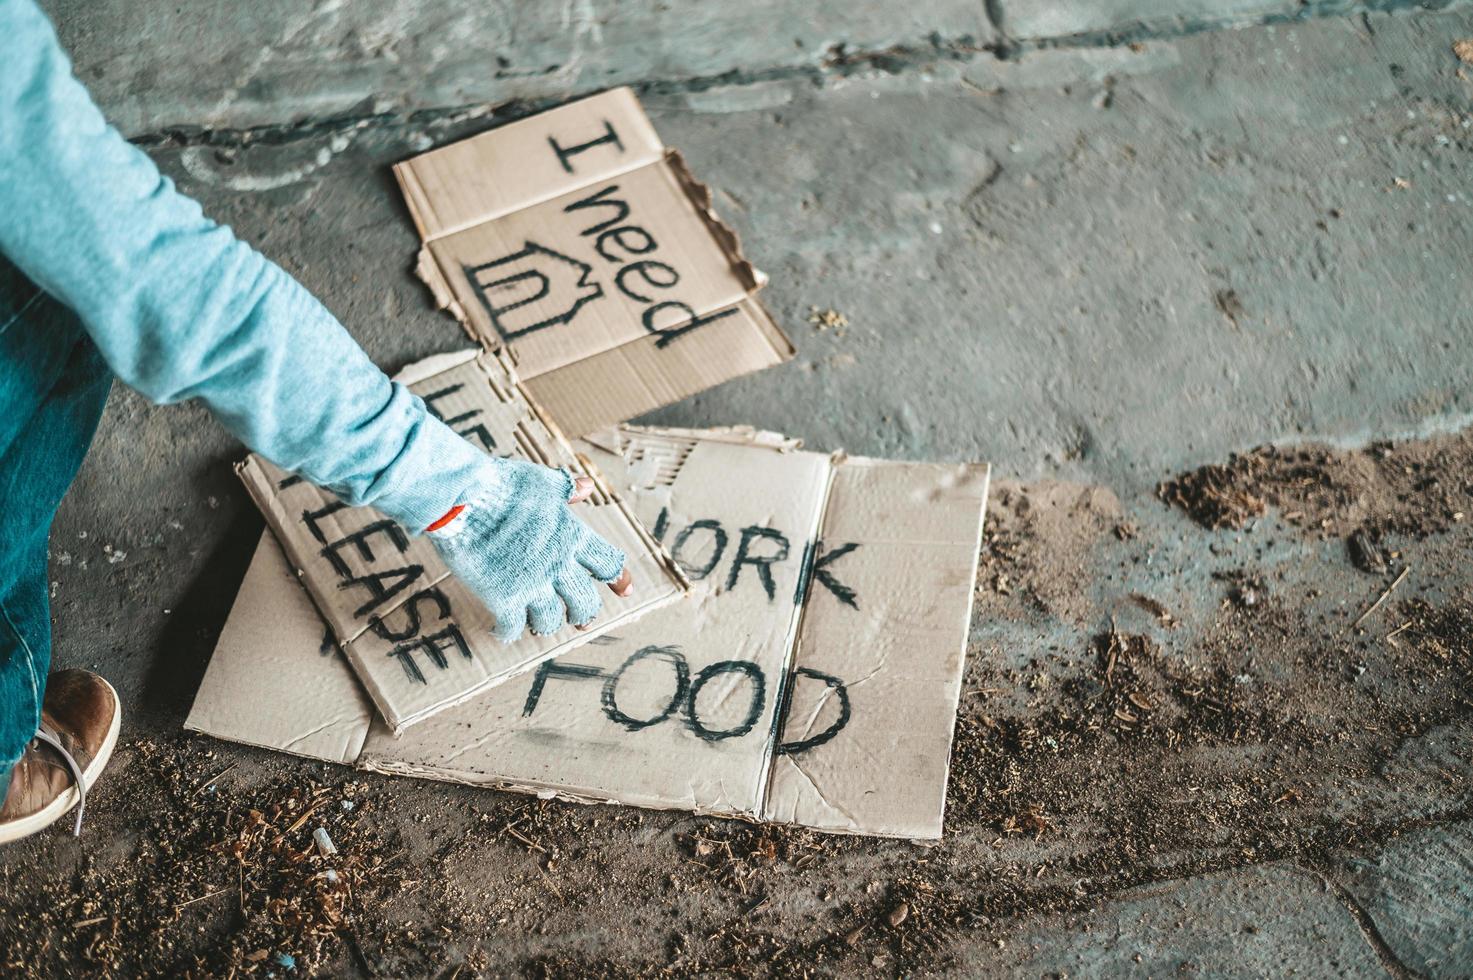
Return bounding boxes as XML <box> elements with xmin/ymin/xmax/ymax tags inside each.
<box><xmin>40</xmin><ymin>0</ymin><xmax>993</xmax><ymax>136</ymax></box>
<box><xmin>959</xmin><ymin>863</ymin><xmax>1388</xmax><ymax>976</ymax></box>
<box><xmin>122</xmin><ymin>8</ymin><xmax>1473</xmax><ymax>504</ymax></box>
<box><xmin>1337</xmin><ymin>822</ymin><xmax>1473</xmax><ymax>977</ymax></box>
<box><xmin>994</xmin><ymin>0</ymin><xmax>1414</xmax><ymax>44</ymax></box>
<box><xmin>999</xmin><ymin>0</ymin><xmax>1309</xmax><ymax>42</ymax></box>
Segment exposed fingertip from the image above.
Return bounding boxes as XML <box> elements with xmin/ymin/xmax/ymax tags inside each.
<box><xmin>570</xmin><ymin>475</ymin><xmax>595</xmax><ymax>503</ymax></box>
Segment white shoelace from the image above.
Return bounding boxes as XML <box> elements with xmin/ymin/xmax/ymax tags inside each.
<box><xmin>33</xmin><ymin>725</ymin><xmax>86</xmax><ymax>836</ymax></box>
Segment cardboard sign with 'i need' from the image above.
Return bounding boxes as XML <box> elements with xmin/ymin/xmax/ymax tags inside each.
<box><xmin>394</xmin><ymin>87</ymin><xmax>794</xmax><ymax>440</ymax></box>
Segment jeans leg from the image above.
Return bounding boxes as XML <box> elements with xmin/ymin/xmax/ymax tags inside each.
<box><xmin>0</xmin><ymin>268</ymin><xmax>113</xmax><ymax>777</ymax></box>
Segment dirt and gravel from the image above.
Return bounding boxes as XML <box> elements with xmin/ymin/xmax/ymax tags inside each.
<box><xmin>3</xmin><ymin>428</ymin><xmax>1473</xmax><ymax>976</ymax></box>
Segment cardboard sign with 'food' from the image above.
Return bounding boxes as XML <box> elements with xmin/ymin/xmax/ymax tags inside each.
<box><xmin>395</xmin><ymin>87</ymin><xmax>794</xmax><ymax>439</ymax></box>
<box><xmin>236</xmin><ymin>350</ymin><xmax>688</xmax><ymax>734</ymax></box>
<box><xmin>192</xmin><ymin>426</ymin><xmax>989</xmax><ymax>839</ymax></box>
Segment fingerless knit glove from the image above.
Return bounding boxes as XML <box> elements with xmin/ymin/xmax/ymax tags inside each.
<box><xmin>427</xmin><ymin>459</ymin><xmax>627</xmax><ymax>643</ymax></box>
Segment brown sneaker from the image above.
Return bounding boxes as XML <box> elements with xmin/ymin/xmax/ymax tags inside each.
<box><xmin>0</xmin><ymin>670</ymin><xmax>120</xmax><ymax>844</ymax></box>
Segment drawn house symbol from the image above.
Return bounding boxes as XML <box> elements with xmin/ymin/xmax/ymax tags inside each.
<box><xmin>463</xmin><ymin>242</ymin><xmax>605</xmax><ymax>342</ymax></box>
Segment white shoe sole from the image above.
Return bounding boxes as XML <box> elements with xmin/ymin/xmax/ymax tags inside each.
<box><xmin>0</xmin><ymin>676</ymin><xmax>122</xmax><ymax>844</ymax></box>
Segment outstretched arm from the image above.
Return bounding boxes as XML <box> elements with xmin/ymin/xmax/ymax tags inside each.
<box><xmin>0</xmin><ymin>0</ymin><xmax>628</xmax><ymax>639</ymax></box>
<box><xmin>0</xmin><ymin>0</ymin><xmax>484</xmax><ymax>533</ymax></box>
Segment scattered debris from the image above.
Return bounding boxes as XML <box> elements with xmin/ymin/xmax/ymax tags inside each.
<box><xmin>1157</xmin><ymin>459</ymin><xmax>1265</xmax><ymax>530</ymax></box>
<box><xmin>1352</xmin><ymin>564</ymin><xmax>1411</xmax><ymax>630</ymax></box>
<box><xmin>312</xmin><ymin>827</ymin><xmax>337</xmax><ymax>856</ymax></box>
<box><xmin>1216</xmin><ymin>571</ymin><xmax>1267</xmax><ymax>611</ymax></box>
<box><xmin>1347</xmin><ymin>524</ymin><xmax>1393</xmax><ymax>574</ymax></box>
<box><xmin>1213</xmin><ymin>288</ymin><xmax>1245</xmax><ymax>328</ymax></box>
<box><xmin>1129</xmin><ymin>593</ymin><xmax>1178</xmax><ymax>628</ymax></box>
<box><xmin>0</xmin><ymin>747</ymin><xmax>410</xmax><ymax>976</ymax></box>
<box><xmin>1093</xmin><ymin>624</ymin><xmax>1157</xmax><ymax>690</ymax></box>
<box><xmin>1160</xmin><ymin>439</ymin><xmax>1473</xmax><ymax>547</ymax></box>
<box><xmin>807</xmin><ymin>306</ymin><xmax>850</xmax><ymax>335</ymax></box>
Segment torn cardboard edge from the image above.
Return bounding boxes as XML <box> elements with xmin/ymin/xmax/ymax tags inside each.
<box><xmin>236</xmin><ymin>349</ymin><xmax>688</xmax><ymax>734</ymax></box>
<box><xmin>393</xmin><ymin>86</ymin><xmax>794</xmax><ymax>439</ymax></box>
<box><xmin>191</xmin><ymin>424</ymin><xmax>990</xmax><ymax>839</ymax></box>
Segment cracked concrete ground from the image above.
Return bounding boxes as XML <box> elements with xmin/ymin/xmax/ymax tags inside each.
<box><xmin>3</xmin><ymin>0</ymin><xmax>1473</xmax><ymax>976</ymax></box>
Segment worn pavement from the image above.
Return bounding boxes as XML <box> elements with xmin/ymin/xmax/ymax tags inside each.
<box><xmin>19</xmin><ymin>0</ymin><xmax>1473</xmax><ymax>975</ymax></box>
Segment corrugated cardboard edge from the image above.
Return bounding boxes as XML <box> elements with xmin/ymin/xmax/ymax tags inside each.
<box><xmin>411</xmin><ymin>247</ymin><xmax>473</xmax><ymax>346</ymax></box>
<box><xmin>235</xmin><ymin>456</ymin><xmax>317</xmax><ymax>594</ymax></box>
<box><xmin>912</xmin><ymin>461</ymin><xmax>990</xmax><ymax>841</ymax></box>
<box><xmin>356</xmin><ymin>759</ymin><xmax>770</xmax><ymax>823</ymax></box>
<box><xmin>664</xmin><ymin>149</ymin><xmax>766</xmax><ymax>292</ymax></box>
<box><xmin>391</xmin><ymin>347</ymin><xmax>481</xmax><ymax>386</ymax></box>
<box><xmin>606</xmin><ymin>423</ymin><xmax>803</xmax><ymax>453</ymax></box>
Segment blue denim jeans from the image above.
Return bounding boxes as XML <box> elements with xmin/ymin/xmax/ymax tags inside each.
<box><xmin>0</xmin><ymin>260</ymin><xmax>112</xmax><ymax>781</ymax></box>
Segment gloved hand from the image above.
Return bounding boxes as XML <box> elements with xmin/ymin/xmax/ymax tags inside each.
<box><xmin>427</xmin><ymin>459</ymin><xmax>632</xmax><ymax>643</ymax></box>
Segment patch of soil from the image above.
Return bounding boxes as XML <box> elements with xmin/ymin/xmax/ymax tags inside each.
<box><xmin>981</xmin><ymin>480</ymin><xmax>1122</xmax><ymax>624</ymax></box>
<box><xmin>1157</xmin><ymin>433</ymin><xmax>1473</xmax><ymax>572</ymax></box>
<box><xmin>0</xmin><ymin>744</ymin><xmax>414</xmax><ymax>977</ymax></box>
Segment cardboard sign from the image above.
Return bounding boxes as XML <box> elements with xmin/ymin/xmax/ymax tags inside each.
<box><xmin>190</xmin><ymin>426</ymin><xmax>989</xmax><ymax>839</ymax></box>
<box><xmin>394</xmin><ymin>87</ymin><xmax>795</xmax><ymax>438</ymax></box>
<box><xmin>237</xmin><ymin>350</ymin><xmax>688</xmax><ymax>733</ymax></box>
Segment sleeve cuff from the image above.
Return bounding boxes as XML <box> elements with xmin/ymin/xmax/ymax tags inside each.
<box><xmin>361</xmin><ymin>410</ymin><xmax>497</xmax><ymax>535</ymax></box>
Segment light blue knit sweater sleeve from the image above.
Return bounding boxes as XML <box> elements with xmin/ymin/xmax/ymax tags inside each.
<box><xmin>0</xmin><ymin>0</ymin><xmax>489</xmax><ymax>533</ymax></box>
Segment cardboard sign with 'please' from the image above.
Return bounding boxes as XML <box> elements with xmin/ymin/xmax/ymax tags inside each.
<box><xmin>236</xmin><ymin>350</ymin><xmax>688</xmax><ymax>734</ymax></box>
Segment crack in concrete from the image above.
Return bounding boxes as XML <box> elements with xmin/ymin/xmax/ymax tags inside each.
<box><xmin>1010</xmin><ymin>0</ymin><xmax>1464</xmax><ymax>53</ymax></box>
<box><xmin>127</xmin><ymin>0</ymin><xmax>1465</xmax><ymax>151</ymax></box>
<box><xmin>1304</xmin><ymin>865</ymin><xmax>1427</xmax><ymax>980</ymax></box>
<box><xmin>128</xmin><ymin>34</ymin><xmax>990</xmax><ymax>151</ymax></box>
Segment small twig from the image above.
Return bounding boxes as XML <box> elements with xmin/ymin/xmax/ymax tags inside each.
<box><xmin>1385</xmin><ymin>621</ymin><xmax>1414</xmax><ymax>642</ymax></box>
<box><xmin>283</xmin><ymin>800</ymin><xmax>326</xmax><ymax>836</ymax></box>
<box><xmin>1353</xmin><ymin>565</ymin><xmax>1411</xmax><ymax>629</ymax></box>
<box><xmin>174</xmin><ymin>889</ymin><xmax>227</xmax><ymax>912</ymax></box>
<box><xmin>192</xmin><ymin>763</ymin><xmax>236</xmax><ymax>798</ymax></box>
<box><xmin>71</xmin><ymin>916</ymin><xmax>108</xmax><ymax>929</ymax></box>
<box><xmin>504</xmin><ymin>825</ymin><xmax>546</xmax><ymax>854</ymax></box>
<box><xmin>536</xmin><ymin>866</ymin><xmax>563</xmax><ymax>899</ymax></box>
